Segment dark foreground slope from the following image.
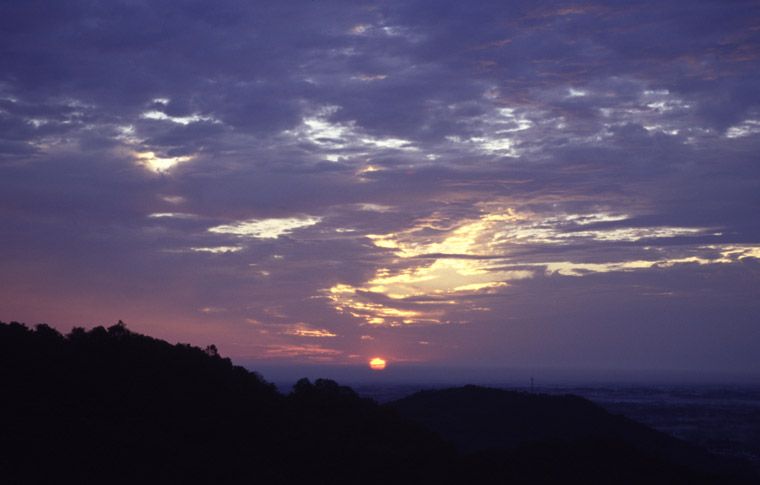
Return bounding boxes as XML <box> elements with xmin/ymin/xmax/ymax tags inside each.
<box><xmin>1</xmin><ymin>321</ymin><xmax>753</xmax><ymax>484</ymax></box>
<box><xmin>0</xmin><ymin>321</ymin><xmax>450</xmax><ymax>484</ymax></box>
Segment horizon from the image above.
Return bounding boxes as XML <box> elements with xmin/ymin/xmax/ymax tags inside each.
<box><xmin>2</xmin><ymin>1</ymin><xmax>759</xmax><ymax>380</ymax></box>
<box><xmin>9</xmin><ymin>319</ymin><xmax>760</xmax><ymax>388</ymax></box>
<box><xmin>246</xmin><ymin>361</ymin><xmax>760</xmax><ymax>389</ymax></box>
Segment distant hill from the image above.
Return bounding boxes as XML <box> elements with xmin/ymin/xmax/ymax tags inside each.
<box><xmin>1</xmin><ymin>321</ymin><xmax>753</xmax><ymax>484</ymax></box>
<box><xmin>388</xmin><ymin>385</ymin><xmax>755</xmax><ymax>483</ymax></box>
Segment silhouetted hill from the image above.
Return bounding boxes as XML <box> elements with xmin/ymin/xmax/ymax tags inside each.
<box><xmin>388</xmin><ymin>385</ymin><xmax>755</xmax><ymax>483</ymax></box>
<box><xmin>1</xmin><ymin>321</ymin><xmax>753</xmax><ymax>484</ymax></box>
<box><xmin>0</xmin><ymin>321</ymin><xmax>450</xmax><ymax>484</ymax></box>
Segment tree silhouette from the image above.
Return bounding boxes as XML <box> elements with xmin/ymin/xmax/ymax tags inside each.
<box><xmin>204</xmin><ymin>344</ymin><xmax>219</xmax><ymax>357</ymax></box>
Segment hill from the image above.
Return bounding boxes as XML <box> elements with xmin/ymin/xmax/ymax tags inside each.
<box><xmin>1</xmin><ymin>321</ymin><xmax>753</xmax><ymax>484</ymax></box>
<box><xmin>0</xmin><ymin>321</ymin><xmax>450</xmax><ymax>484</ymax></box>
<box><xmin>388</xmin><ymin>385</ymin><xmax>755</xmax><ymax>483</ymax></box>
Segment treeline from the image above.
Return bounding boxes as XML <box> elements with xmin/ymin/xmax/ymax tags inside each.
<box><xmin>0</xmin><ymin>321</ymin><xmax>753</xmax><ymax>484</ymax></box>
<box><xmin>0</xmin><ymin>321</ymin><xmax>450</xmax><ymax>484</ymax></box>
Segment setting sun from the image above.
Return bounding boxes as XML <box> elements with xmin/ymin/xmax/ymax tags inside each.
<box><xmin>369</xmin><ymin>357</ymin><xmax>386</xmax><ymax>370</ymax></box>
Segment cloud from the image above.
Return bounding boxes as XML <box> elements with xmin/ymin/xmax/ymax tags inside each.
<box><xmin>1</xmin><ymin>0</ymin><xmax>759</xmax><ymax>374</ymax></box>
<box><xmin>208</xmin><ymin>216</ymin><xmax>323</xmax><ymax>239</ymax></box>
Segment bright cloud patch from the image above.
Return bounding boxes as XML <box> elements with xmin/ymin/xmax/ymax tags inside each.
<box><xmin>327</xmin><ymin>284</ymin><xmax>442</xmax><ymax>327</ymax></box>
<box><xmin>208</xmin><ymin>216</ymin><xmax>322</xmax><ymax>239</ymax></box>
<box><xmin>325</xmin><ymin>204</ymin><xmax>716</xmax><ymax>326</ymax></box>
<box><xmin>726</xmin><ymin>120</ymin><xmax>760</xmax><ymax>138</ymax></box>
<box><xmin>148</xmin><ymin>212</ymin><xmax>197</xmax><ymax>219</ymax></box>
<box><xmin>136</xmin><ymin>151</ymin><xmax>192</xmax><ymax>173</ymax></box>
<box><xmin>540</xmin><ymin>244</ymin><xmax>760</xmax><ymax>276</ymax></box>
<box><xmin>263</xmin><ymin>344</ymin><xmax>342</xmax><ymax>359</ymax></box>
<box><xmin>190</xmin><ymin>246</ymin><xmax>243</xmax><ymax>254</ymax></box>
<box><xmin>140</xmin><ymin>110</ymin><xmax>217</xmax><ymax>125</ymax></box>
<box><xmin>445</xmin><ymin>107</ymin><xmax>532</xmax><ymax>157</ymax></box>
<box><xmin>282</xmin><ymin>323</ymin><xmax>338</xmax><ymax>338</ymax></box>
<box><xmin>290</xmin><ymin>108</ymin><xmax>417</xmax><ymax>162</ymax></box>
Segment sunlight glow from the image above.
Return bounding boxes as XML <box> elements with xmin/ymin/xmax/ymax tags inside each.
<box><xmin>264</xmin><ymin>344</ymin><xmax>342</xmax><ymax>359</ymax></box>
<box><xmin>283</xmin><ymin>323</ymin><xmax>337</xmax><ymax>338</ymax></box>
<box><xmin>324</xmin><ymin>203</ymin><xmax>718</xmax><ymax>326</ymax></box>
<box><xmin>714</xmin><ymin>245</ymin><xmax>760</xmax><ymax>261</ymax></box>
<box><xmin>136</xmin><ymin>151</ymin><xmax>192</xmax><ymax>173</ymax></box>
<box><xmin>350</xmin><ymin>24</ymin><xmax>369</xmax><ymax>35</ymax></box>
<box><xmin>369</xmin><ymin>357</ymin><xmax>386</xmax><ymax>370</ymax></box>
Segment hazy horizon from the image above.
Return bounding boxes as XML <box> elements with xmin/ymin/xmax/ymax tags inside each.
<box><xmin>247</xmin><ymin>362</ymin><xmax>760</xmax><ymax>389</ymax></box>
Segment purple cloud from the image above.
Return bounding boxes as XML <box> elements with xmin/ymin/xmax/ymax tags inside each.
<box><xmin>1</xmin><ymin>0</ymin><xmax>759</xmax><ymax>377</ymax></box>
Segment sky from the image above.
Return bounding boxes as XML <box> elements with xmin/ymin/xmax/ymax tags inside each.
<box><xmin>2</xmin><ymin>0</ymin><xmax>759</xmax><ymax>381</ymax></box>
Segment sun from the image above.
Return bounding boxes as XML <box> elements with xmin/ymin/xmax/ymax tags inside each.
<box><xmin>369</xmin><ymin>357</ymin><xmax>386</xmax><ymax>370</ymax></box>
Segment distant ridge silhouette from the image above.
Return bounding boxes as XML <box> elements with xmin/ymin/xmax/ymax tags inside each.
<box><xmin>387</xmin><ymin>385</ymin><xmax>754</xmax><ymax>481</ymax></box>
<box><xmin>1</xmin><ymin>321</ymin><xmax>753</xmax><ymax>484</ymax></box>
